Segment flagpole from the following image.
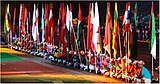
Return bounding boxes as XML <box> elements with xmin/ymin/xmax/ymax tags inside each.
<box><xmin>72</xmin><ymin>25</ymin><xmax>82</xmax><ymax>64</ymax></box>
<box><xmin>152</xmin><ymin>55</ymin><xmax>154</xmax><ymax>76</ymax></box>
<box><xmin>118</xmin><ymin>28</ymin><xmax>122</xmax><ymax>57</ymax></box>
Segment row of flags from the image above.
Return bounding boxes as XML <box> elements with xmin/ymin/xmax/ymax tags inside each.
<box><xmin>3</xmin><ymin>2</ymin><xmax>156</xmax><ymax>60</ymax></box>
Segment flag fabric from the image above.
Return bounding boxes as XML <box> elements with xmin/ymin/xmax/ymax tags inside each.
<box><xmin>92</xmin><ymin>2</ymin><xmax>100</xmax><ymax>53</ymax></box>
<box><xmin>58</xmin><ymin>3</ymin><xmax>67</xmax><ymax>48</ymax></box>
<box><xmin>45</xmin><ymin>3</ymin><xmax>49</xmax><ymax>43</ymax></box>
<box><xmin>21</xmin><ymin>4</ymin><xmax>25</xmax><ymax>37</ymax></box>
<box><xmin>87</xmin><ymin>3</ymin><xmax>93</xmax><ymax>50</ymax></box>
<box><xmin>32</xmin><ymin>4</ymin><xmax>39</xmax><ymax>41</ymax></box>
<box><xmin>150</xmin><ymin>2</ymin><xmax>156</xmax><ymax>60</ymax></box>
<box><xmin>112</xmin><ymin>2</ymin><xmax>119</xmax><ymax>59</ymax></box>
<box><xmin>69</xmin><ymin>4</ymin><xmax>75</xmax><ymax>49</ymax></box>
<box><xmin>4</xmin><ymin>4</ymin><xmax>10</xmax><ymax>35</ymax></box>
<box><xmin>131</xmin><ymin>2</ymin><xmax>138</xmax><ymax>59</ymax></box>
<box><xmin>103</xmin><ymin>2</ymin><xmax>112</xmax><ymax>55</ymax></box>
<box><xmin>123</xmin><ymin>2</ymin><xmax>130</xmax><ymax>32</ymax></box>
<box><xmin>41</xmin><ymin>3</ymin><xmax>45</xmax><ymax>43</ymax></box>
<box><xmin>66</xmin><ymin>5</ymin><xmax>70</xmax><ymax>49</ymax></box>
<box><xmin>49</xmin><ymin>3</ymin><xmax>54</xmax><ymax>44</ymax></box>
<box><xmin>123</xmin><ymin>2</ymin><xmax>132</xmax><ymax>57</ymax></box>
<box><xmin>77</xmin><ymin>3</ymin><xmax>83</xmax><ymax>48</ymax></box>
<box><xmin>148</xmin><ymin>2</ymin><xmax>154</xmax><ymax>34</ymax></box>
<box><xmin>19</xmin><ymin>4</ymin><xmax>22</xmax><ymax>37</ymax></box>
<box><xmin>58</xmin><ymin>3</ymin><xmax>63</xmax><ymax>44</ymax></box>
<box><xmin>13</xmin><ymin>7</ymin><xmax>16</xmax><ymax>34</ymax></box>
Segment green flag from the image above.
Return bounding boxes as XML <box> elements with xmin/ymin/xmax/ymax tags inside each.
<box><xmin>150</xmin><ymin>7</ymin><xmax>156</xmax><ymax>59</ymax></box>
<box><xmin>131</xmin><ymin>2</ymin><xmax>138</xmax><ymax>59</ymax></box>
<box><xmin>4</xmin><ymin>4</ymin><xmax>9</xmax><ymax>35</ymax></box>
<box><xmin>77</xmin><ymin>3</ymin><xmax>83</xmax><ymax>49</ymax></box>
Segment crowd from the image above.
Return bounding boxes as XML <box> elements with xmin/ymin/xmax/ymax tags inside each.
<box><xmin>11</xmin><ymin>37</ymin><xmax>153</xmax><ymax>83</ymax></box>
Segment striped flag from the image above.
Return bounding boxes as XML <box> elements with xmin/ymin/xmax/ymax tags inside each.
<box><xmin>77</xmin><ymin>3</ymin><xmax>83</xmax><ymax>48</ymax></box>
<box><xmin>92</xmin><ymin>2</ymin><xmax>100</xmax><ymax>53</ymax></box>
<box><xmin>4</xmin><ymin>4</ymin><xmax>10</xmax><ymax>35</ymax></box>
<box><xmin>112</xmin><ymin>2</ymin><xmax>119</xmax><ymax>59</ymax></box>
<box><xmin>87</xmin><ymin>3</ymin><xmax>93</xmax><ymax>50</ymax></box>
<box><xmin>150</xmin><ymin>2</ymin><xmax>156</xmax><ymax>60</ymax></box>
<box><xmin>123</xmin><ymin>2</ymin><xmax>132</xmax><ymax>57</ymax></box>
<box><xmin>103</xmin><ymin>2</ymin><xmax>112</xmax><ymax>55</ymax></box>
<box><xmin>32</xmin><ymin>4</ymin><xmax>39</xmax><ymax>41</ymax></box>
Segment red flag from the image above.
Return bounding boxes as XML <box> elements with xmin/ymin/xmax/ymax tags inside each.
<box><xmin>49</xmin><ymin>3</ymin><xmax>54</xmax><ymax>44</ymax></box>
<box><xmin>45</xmin><ymin>3</ymin><xmax>49</xmax><ymax>42</ymax></box>
<box><xmin>21</xmin><ymin>3</ymin><xmax>26</xmax><ymax>37</ymax></box>
<box><xmin>87</xmin><ymin>3</ymin><xmax>94</xmax><ymax>50</ymax></box>
<box><xmin>103</xmin><ymin>3</ymin><xmax>112</xmax><ymax>55</ymax></box>
<box><xmin>58</xmin><ymin>3</ymin><xmax>67</xmax><ymax>48</ymax></box>
<box><xmin>59</xmin><ymin>3</ymin><xmax>65</xmax><ymax>44</ymax></box>
<box><xmin>69</xmin><ymin>3</ymin><xmax>75</xmax><ymax>48</ymax></box>
<box><xmin>13</xmin><ymin>7</ymin><xmax>16</xmax><ymax>33</ymax></box>
<box><xmin>148</xmin><ymin>2</ymin><xmax>154</xmax><ymax>33</ymax></box>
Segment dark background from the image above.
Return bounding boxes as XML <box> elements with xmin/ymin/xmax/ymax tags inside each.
<box><xmin>1</xmin><ymin>1</ymin><xmax>159</xmax><ymax>27</ymax></box>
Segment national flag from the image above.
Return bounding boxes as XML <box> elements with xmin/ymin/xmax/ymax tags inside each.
<box><xmin>49</xmin><ymin>3</ymin><xmax>54</xmax><ymax>44</ymax></box>
<box><xmin>112</xmin><ymin>2</ymin><xmax>119</xmax><ymax>59</ymax></box>
<box><xmin>103</xmin><ymin>2</ymin><xmax>112</xmax><ymax>55</ymax></box>
<box><xmin>58</xmin><ymin>3</ymin><xmax>63</xmax><ymax>44</ymax></box>
<box><xmin>92</xmin><ymin>2</ymin><xmax>100</xmax><ymax>53</ymax></box>
<box><xmin>21</xmin><ymin>4</ymin><xmax>25</xmax><ymax>37</ymax></box>
<box><xmin>32</xmin><ymin>4</ymin><xmax>39</xmax><ymax>41</ymax></box>
<box><xmin>41</xmin><ymin>3</ymin><xmax>45</xmax><ymax>43</ymax></box>
<box><xmin>123</xmin><ymin>2</ymin><xmax>132</xmax><ymax>57</ymax></box>
<box><xmin>4</xmin><ymin>4</ymin><xmax>10</xmax><ymax>35</ymax></box>
<box><xmin>13</xmin><ymin>7</ymin><xmax>16</xmax><ymax>34</ymax></box>
<box><xmin>150</xmin><ymin>2</ymin><xmax>156</xmax><ymax>60</ymax></box>
<box><xmin>148</xmin><ymin>2</ymin><xmax>154</xmax><ymax>34</ymax></box>
<box><xmin>77</xmin><ymin>3</ymin><xmax>83</xmax><ymax>48</ymax></box>
<box><xmin>131</xmin><ymin>2</ymin><xmax>138</xmax><ymax>59</ymax></box>
<box><xmin>58</xmin><ymin>3</ymin><xmax>67</xmax><ymax>48</ymax></box>
<box><xmin>87</xmin><ymin>3</ymin><xmax>94</xmax><ymax>50</ymax></box>
<box><xmin>19</xmin><ymin>4</ymin><xmax>22</xmax><ymax>37</ymax></box>
<box><xmin>66</xmin><ymin>4</ymin><xmax>70</xmax><ymax>48</ymax></box>
<box><xmin>45</xmin><ymin>3</ymin><xmax>49</xmax><ymax>42</ymax></box>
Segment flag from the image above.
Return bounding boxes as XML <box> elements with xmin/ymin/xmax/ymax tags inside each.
<box><xmin>66</xmin><ymin>5</ymin><xmax>70</xmax><ymax>49</ymax></box>
<box><xmin>131</xmin><ymin>2</ymin><xmax>138</xmax><ymax>59</ymax></box>
<box><xmin>77</xmin><ymin>3</ymin><xmax>83</xmax><ymax>48</ymax></box>
<box><xmin>21</xmin><ymin>4</ymin><xmax>25</xmax><ymax>37</ymax></box>
<box><xmin>32</xmin><ymin>4</ymin><xmax>39</xmax><ymax>41</ymax></box>
<box><xmin>148</xmin><ymin>2</ymin><xmax>154</xmax><ymax>34</ymax></box>
<box><xmin>49</xmin><ymin>3</ymin><xmax>54</xmax><ymax>44</ymax></box>
<box><xmin>41</xmin><ymin>3</ymin><xmax>45</xmax><ymax>43</ymax></box>
<box><xmin>103</xmin><ymin>2</ymin><xmax>112</xmax><ymax>55</ymax></box>
<box><xmin>112</xmin><ymin>2</ymin><xmax>119</xmax><ymax>59</ymax></box>
<box><xmin>150</xmin><ymin>2</ymin><xmax>156</xmax><ymax>60</ymax></box>
<box><xmin>45</xmin><ymin>3</ymin><xmax>49</xmax><ymax>43</ymax></box>
<box><xmin>92</xmin><ymin>2</ymin><xmax>100</xmax><ymax>53</ymax></box>
<box><xmin>19</xmin><ymin>4</ymin><xmax>22</xmax><ymax>37</ymax></box>
<box><xmin>13</xmin><ymin>7</ymin><xmax>16</xmax><ymax>34</ymax></box>
<box><xmin>123</xmin><ymin>2</ymin><xmax>132</xmax><ymax>57</ymax></box>
<box><xmin>58</xmin><ymin>3</ymin><xmax>67</xmax><ymax>48</ymax></box>
<box><xmin>58</xmin><ymin>3</ymin><xmax>63</xmax><ymax>44</ymax></box>
<box><xmin>4</xmin><ymin>4</ymin><xmax>10</xmax><ymax>35</ymax></box>
<box><xmin>123</xmin><ymin>2</ymin><xmax>130</xmax><ymax>32</ymax></box>
<box><xmin>87</xmin><ymin>3</ymin><xmax>94</xmax><ymax>50</ymax></box>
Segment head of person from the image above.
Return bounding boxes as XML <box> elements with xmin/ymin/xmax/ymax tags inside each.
<box><xmin>138</xmin><ymin>60</ymin><xmax>145</xmax><ymax>68</ymax></box>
